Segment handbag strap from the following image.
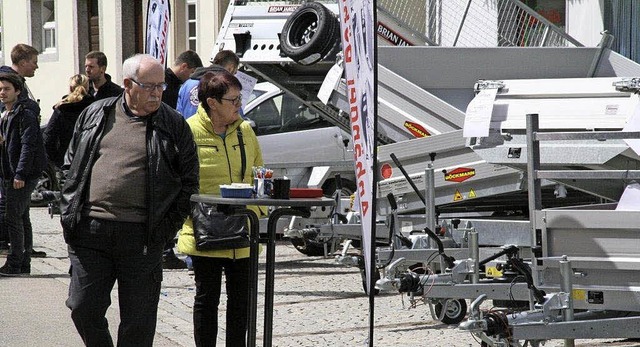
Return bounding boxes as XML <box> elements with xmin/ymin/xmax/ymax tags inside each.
<box><xmin>237</xmin><ymin>126</ymin><xmax>246</xmax><ymax>182</ymax></box>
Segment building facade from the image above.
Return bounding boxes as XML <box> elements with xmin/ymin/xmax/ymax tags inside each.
<box><xmin>0</xmin><ymin>0</ymin><xmax>228</xmax><ymax>120</ymax></box>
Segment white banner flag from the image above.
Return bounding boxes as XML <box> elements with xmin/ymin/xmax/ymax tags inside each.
<box><xmin>338</xmin><ymin>0</ymin><xmax>377</xmax><ymax>294</ymax></box>
<box><xmin>145</xmin><ymin>0</ymin><xmax>171</xmax><ymax>65</ymax></box>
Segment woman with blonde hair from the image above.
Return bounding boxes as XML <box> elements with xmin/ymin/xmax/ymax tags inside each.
<box><xmin>43</xmin><ymin>74</ymin><xmax>94</xmax><ymax>168</ymax></box>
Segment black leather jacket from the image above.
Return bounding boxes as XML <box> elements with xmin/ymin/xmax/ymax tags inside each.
<box><xmin>60</xmin><ymin>96</ymin><xmax>199</xmax><ymax>249</ymax></box>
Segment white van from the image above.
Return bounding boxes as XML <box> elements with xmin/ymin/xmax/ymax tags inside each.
<box><xmin>245</xmin><ymin>82</ymin><xmax>356</xmax><ymax>196</ymax></box>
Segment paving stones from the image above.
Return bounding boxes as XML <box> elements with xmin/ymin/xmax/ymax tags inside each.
<box><xmin>26</xmin><ymin>207</ymin><xmax>640</xmax><ymax>347</ymax></box>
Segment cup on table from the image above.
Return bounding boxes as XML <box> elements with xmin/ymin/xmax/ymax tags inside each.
<box><xmin>271</xmin><ymin>178</ymin><xmax>290</xmax><ymax>199</ymax></box>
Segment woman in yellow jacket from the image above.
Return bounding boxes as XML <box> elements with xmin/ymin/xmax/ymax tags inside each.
<box><xmin>177</xmin><ymin>70</ymin><xmax>263</xmax><ymax>347</ymax></box>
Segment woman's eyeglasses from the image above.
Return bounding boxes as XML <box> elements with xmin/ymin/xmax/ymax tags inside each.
<box><xmin>220</xmin><ymin>94</ymin><xmax>242</xmax><ymax>106</ymax></box>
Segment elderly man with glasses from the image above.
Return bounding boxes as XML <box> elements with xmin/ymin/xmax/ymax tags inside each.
<box><xmin>60</xmin><ymin>54</ymin><xmax>199</xmax><ymax>347</ymax></box>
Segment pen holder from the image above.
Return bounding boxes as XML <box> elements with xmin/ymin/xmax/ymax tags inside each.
<box><xmin>254</xmin><ymin>178</ymin><xmax>273</xmax><ymax>198</ymax></box>
<box><xmin>271</xmin><ymin>178</ymin><xmax>290</xmax><ymax>200</ymax></box>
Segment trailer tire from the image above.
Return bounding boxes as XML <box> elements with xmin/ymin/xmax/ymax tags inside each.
<box><xmin>434</xmin><ymin>299</ymin><xmax>467</xmax><ymax>325</ymax></box>
<box><xmin>322</xmin><ymin>178</ymin><xmax>356</xmax><ymax>198</ymax></box>
<box><xmin>279</xmin><ymin>2</ymin><xmax>340</xmax><ymax>65</ymax></box>
<box><xmin>290</xmin><ymin>236</ymin><xmax>328</xmax><ymax>256</ymax></box>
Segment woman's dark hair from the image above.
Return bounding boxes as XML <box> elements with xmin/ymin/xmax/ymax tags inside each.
<box><xmin>198</xmin><ymin>70</ymin><xmax>242</xmax><ymax>113</ymax></box>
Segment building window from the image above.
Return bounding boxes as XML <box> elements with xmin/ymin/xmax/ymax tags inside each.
<box><xmin>187</xmin><ymin>1</ymin><xmax>197</xmax><ymax>51</ymax></box>
<box><xmin>30</xmin><ymin>0</ymin><xmax>57</xmax><ymax>57</ymax></box>
<box><xmin>42</xmin><ymin>0</ymin><xmax>56</xmax><ymax>52</ymax></box>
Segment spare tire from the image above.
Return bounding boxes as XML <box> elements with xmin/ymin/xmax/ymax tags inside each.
<box><xmin>279</xmin><ymin>2</ymin><xmax>340</xmax><ymax>65</ymax></box>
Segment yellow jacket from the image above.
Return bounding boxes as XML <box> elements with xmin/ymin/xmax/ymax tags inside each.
<box><xmin>177</xmin><ymin>105</ymin><xmax>264</xmax><ymax>259</ymax></box>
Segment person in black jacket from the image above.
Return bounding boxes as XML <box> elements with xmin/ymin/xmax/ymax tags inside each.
<box><xmin>0</xmin><ymin>73</ymin><xmax>48</xmax><ymax>276</ymax></box>
<box><xmin>43</xmin><ymin>74</ymin><xmax>94</xmax><ymax>169</ymax></box>
<box><xmin>61</xmin><ymin>54</ymin><xmax>199</xmax><ymax>346</ymax></box>
<box><xmin>162</xmin><ymin>50</ymin><xmax>203</xmax><ymax>269</ymax></box>
<box><xmin>162</xmin><ymin>50</ymin><xmax>203</xmax><ymax>109</ymax></box>
<box><xmin>0</xmin><ymin>44</ymin><xmax>42</xmax><ymax>254</ymax></box>
<box><xmin>84</xmin><ymin>51</ymin><xmax>124</xmax><ymax>100</ymax></box>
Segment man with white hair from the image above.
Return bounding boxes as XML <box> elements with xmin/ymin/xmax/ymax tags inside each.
<box><xmin>60</xmin><ymin>54</ymin><xmax>199</xmax><ymax>346</ymax></box>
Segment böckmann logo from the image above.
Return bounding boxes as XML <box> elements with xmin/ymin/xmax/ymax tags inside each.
<box><xmin>404</xmin><ymin>121</ymin><xmax>430</xmax><ymax>138</ymax></box>
<box><xmin>444</xmin><ymin>168</ymin><xmax>476</xmax><ymax>183</ymax></box>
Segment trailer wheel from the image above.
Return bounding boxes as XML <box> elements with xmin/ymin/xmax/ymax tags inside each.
<box><xmin>322</xmin><ymin>178</ymin><xmax>356</xmax><ymax>198</ymax></box>
<box><xmin>290</xmin><ymin>236</ymin><xmax>328</xmax><ymax>256</ymax></box>
<box><xmin>279</xmin><ymin>2</ymin><xmax>340</xmax><ymax>65</ymax></box>
<box><xmin>434</xmin><ymin>299</ymin><xmax>467</xmax><ymax>325</ymax></box>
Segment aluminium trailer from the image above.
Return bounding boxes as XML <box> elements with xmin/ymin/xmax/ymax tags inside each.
<box><xmin>460</xmin><ymin>110</ymin><xmax>640</xmax><ymax>347</ymax></box>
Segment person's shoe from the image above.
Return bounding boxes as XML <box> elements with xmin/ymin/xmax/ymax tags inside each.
<box><xmin>20</xmin><ymin>264</ymin><xmax>30</xmax><ymax>274</ymax></box>
<box><xmin>162</xmin><ymin>254</ymin><xmax>187</xmax><ymax>270</ymax></box>
<box><xmin>0</xmin><ymin>264</ymin><xmax>22</xmax><ymax>277</ymax></box>
<box><xmin>0</xmin><ymin>242</ymin><xmax>9</xmax><ymax>256</ymax></box>
<box><xmin>31</xmin><ymin>250</ymin><xmax>47</xmax><ymax>258</ymax></box>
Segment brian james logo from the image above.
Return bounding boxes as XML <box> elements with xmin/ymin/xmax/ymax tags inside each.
<box><xmin>268</xmin><ymin>5</ymin><xmax>299</xmax><ymax>13</ymax></box>
<box><xmin>377</xmin><ymin>22</ymin><xmax>412</xmax><ymax>46</ymax></box>
<box><xmin>404</xmin><ymin>121</ymin><xmax>430</xmax><ymax>138</ymax></box>
<box><xmin>444</xmin><ymin>168</ymin><xmax>476</xmax><ymax>183</ymax></box>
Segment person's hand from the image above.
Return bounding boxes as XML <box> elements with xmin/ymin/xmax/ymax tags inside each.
<box><xmin>13</xmin><ymin>179</ymin><xmax>24</xmax><ymax>189</ymax></box>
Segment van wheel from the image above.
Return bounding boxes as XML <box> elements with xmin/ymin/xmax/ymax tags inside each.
<box><xmin>31</xmin><ymin>163</ymin><xmax>58</xmax><ymax>207</ymax></box>
<box><xmin>279</xmin><ymin>2</ymin><xmax>340</xmax><ymax>65</ymax></box>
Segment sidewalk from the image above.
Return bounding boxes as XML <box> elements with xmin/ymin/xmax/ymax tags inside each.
<box><xmin>0</xmin><ymin>207</ymin><xmax>189</xmax><ymax>347</ymax></box>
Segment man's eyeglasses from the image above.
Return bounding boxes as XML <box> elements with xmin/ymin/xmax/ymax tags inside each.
<box><xmin>220</xmin><ymin>94</ymin><xmax>242</xmax><ymax>106</ymax></box>
<box><xmin>131</xmin><ymin>79</ymin><xmax>168</xmax><ymax>92</ymax></box>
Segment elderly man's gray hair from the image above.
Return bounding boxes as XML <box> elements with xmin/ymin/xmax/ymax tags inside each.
<box><xmin>122</xmin><ymin>54</ymin><xmax>161</xmax><ymax>80</ymax></box>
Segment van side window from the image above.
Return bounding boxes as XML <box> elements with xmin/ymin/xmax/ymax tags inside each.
<box><xmin>246</xmin><ymin>92</ymin><xmax>332</xmax><ymax>136</ymax></box>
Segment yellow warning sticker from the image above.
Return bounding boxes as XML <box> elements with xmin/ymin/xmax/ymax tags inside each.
<box><xmin>572</xmin><ymin>289</ymin><xmax>586</xmax><ymax>301</ymax></box>
<box><xmin>468</xmin><ymin>189</ymin><xmax>476</xmax><ymax>198</ymax></box>
<box><xmin>453</xmin><ymin>189</ymin><xmax>463</xmax><ymax>201</ymax></box>
<box><xmin>486</xmin><ymin>267</ymin><xmax>503</xmax><ymax>277</ymax></box>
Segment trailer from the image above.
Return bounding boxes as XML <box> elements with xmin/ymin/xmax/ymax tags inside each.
<box><xmin>459</xmin><ymin>109</ymin><xmax>640</xmax><ymax>346</ymax></box>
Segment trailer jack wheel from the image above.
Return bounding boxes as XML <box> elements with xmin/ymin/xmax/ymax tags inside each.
<box><xmin>434</xmin><ymin>299</ymin><xmax>467</xmax><ymax>325</ymax></box>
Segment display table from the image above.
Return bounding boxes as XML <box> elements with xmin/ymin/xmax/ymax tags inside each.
<box><xmin>190</xmin><ymin>194</ymin><xmax>335</xmax><ymax>347</ymax></box>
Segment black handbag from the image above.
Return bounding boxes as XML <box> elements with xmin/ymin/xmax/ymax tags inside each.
<box><xmin>191</xmin><ymin>126</ymin><xmax>250</xmax><ymax>251</ymax></box>
<box><xmin>191</xmin><ymin>202</ymin><xmax>250</xmax><ymax>250</ymax></box>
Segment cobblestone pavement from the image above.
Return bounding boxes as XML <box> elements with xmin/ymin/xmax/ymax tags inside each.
<box><xmin>17</xmin><ymin>207</ymin><xmax>640</xmax><ymax>346</ymax></box>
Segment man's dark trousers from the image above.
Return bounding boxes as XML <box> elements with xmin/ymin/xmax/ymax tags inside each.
<box><xmin>0</xmin><ymin>178</ymin><xmax>38</xmax><ymax>269</ymax></box>
<box><xmin>66</xmin><ymin>217</ymin><xmax>164</xmax><ymax>347</ymax></box>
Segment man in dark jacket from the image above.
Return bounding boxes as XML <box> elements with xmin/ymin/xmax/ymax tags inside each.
<box><xmin>161</xmin><ymin>50</ymin><xmax>203</xmax><ymax>269</ymax></box>
<box><xmin>162</xmin><ymin>50</ymin><xmax>203</xmax><ymax>109</ymax></box>
<box><xmin>84</xmin><ymin>51</ymin><xmax>124</xmax><ymax>100</ymax></box>
<box><xmin>61</xmin><ymin>54</ymin><xmax>199</xmax><ymax>346</ymax></box>
<box><xmin>0</xmin><ymin>73</ymin><xmax>47</xmax><ymax>276</ymax></box>
<box><xmin>0</xmin><ymin>43</ymin><xmax>44</xmax><ymax>256</ymax></box>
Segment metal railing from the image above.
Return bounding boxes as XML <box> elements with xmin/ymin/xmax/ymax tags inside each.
<box><xmin>378</xmin><ymin>0</ymin><xmax>583</xmax><ymax>47</ymax></box>
<box><xmin>239</xmin><ymin>0</ymin><xmax>582</xmax><ymax>47</ymax></box>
